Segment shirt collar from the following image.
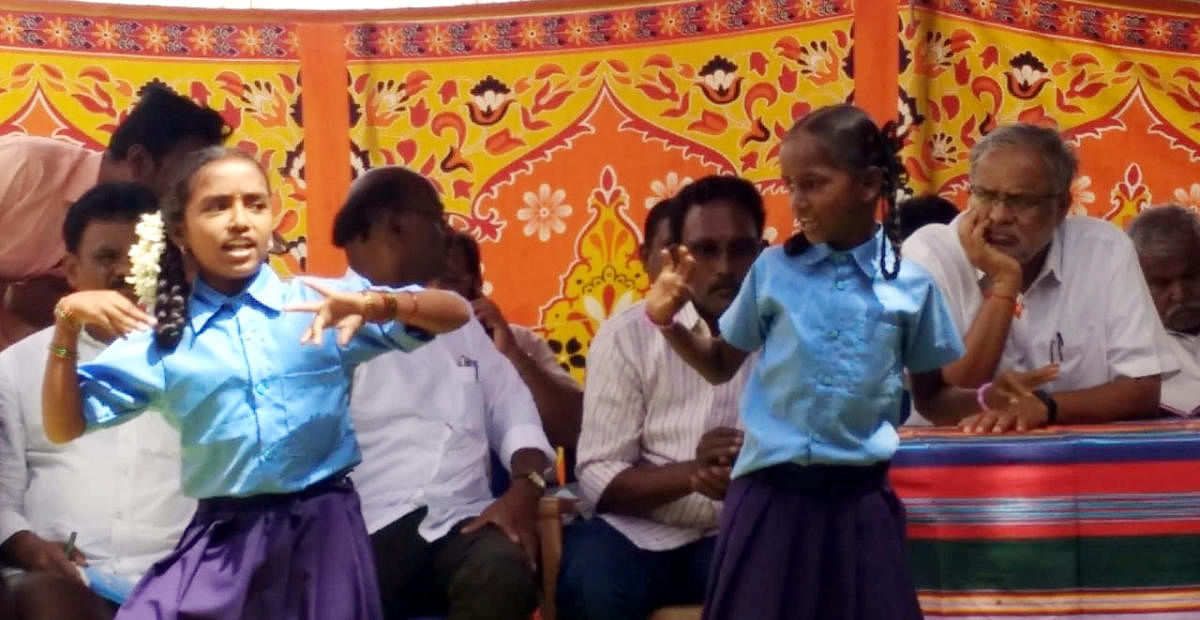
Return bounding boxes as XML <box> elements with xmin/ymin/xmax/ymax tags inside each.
<box><xmin>189</xmin><ymin>265</ymin><xmax>284</xmax><ymax>334</ymax></box>
<box><xmin>794</xmin><ymin>225</ymin><xmax>886</xmax><ymax>278</ymax></box>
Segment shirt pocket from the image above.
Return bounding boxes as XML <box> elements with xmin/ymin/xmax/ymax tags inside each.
<box><xmin>1055</xmin><ymin>323</ymin><xmax>1106</xmax><ymax>386</ymax></box>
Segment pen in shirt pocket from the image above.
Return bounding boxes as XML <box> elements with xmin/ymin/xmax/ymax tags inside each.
<box><xmin>1049</xmin><ymin>331</ymin><xmax>1064</xmax><ymax>365</ymax></box>
<box><xmin>457</xmin><ymin>355</ymin><xmax>479</xmax><ymax>381</ymax></box>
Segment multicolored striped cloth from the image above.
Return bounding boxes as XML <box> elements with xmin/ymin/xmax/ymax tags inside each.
<box><xmin>892</xmin><ymin>420</ymin><xmax>1200</xmax><ymax>619</ymax></box>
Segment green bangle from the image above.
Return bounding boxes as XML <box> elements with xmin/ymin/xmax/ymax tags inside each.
<box><xmin>48</xmin><ymin>344</ymin><xmax>78</xmax><ymax>360</ymax></box>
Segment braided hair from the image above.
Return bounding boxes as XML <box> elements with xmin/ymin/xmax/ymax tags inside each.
<box><xmin>154</xmin><ymin>146</ymin><xmax>268</xmax><ymax>351</ymax></box>
<box><xmin>781</xmin><ymin>105</ymin><xmax>909</xmax><ymax>280</ymax></box>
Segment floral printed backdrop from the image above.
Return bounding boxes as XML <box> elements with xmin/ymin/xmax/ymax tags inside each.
<box><xmin>2</xmin><ymin>0</ymin><xmax>1199</xmax><ymax>382</ymax></box>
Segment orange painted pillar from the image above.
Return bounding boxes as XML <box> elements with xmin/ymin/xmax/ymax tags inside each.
<box><xmin>297</xmin><ymin>22</ymin><xmax>351</xmax><ymax>276</ymax></box>
<box><xmin>854</xmin><ymin>0</ymin><xmax>900</xmax><ymax>126</ymax></box>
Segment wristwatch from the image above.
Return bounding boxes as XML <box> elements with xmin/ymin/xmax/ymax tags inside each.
<box><xmin>1032</xmin><ymin>389</ymin><xmax>1058</xmax><ymax>425</ymax></box>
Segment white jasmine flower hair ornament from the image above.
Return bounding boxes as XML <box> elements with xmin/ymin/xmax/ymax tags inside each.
<box><xmin>126</xmin><ymin>211</ymin><xmax>166</xmax><ymax>310</ymax></box>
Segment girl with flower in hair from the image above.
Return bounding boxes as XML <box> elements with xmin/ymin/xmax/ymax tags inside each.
<box><xmin>40</xmin><ymin>146</ymin><xmax>471</xmax><ymax>619</ymax></box>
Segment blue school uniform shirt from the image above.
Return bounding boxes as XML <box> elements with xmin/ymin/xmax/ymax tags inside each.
<box><xmin>76</xmin><ymin>265</ymin><xmax>432</xmax><ymax>499</ymax></box>
<box><xmin>719</xmin><ymin>227</ymin><xmax>963</xmax><ymax>478</ymax></box>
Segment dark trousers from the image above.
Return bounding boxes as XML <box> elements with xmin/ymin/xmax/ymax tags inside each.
<box><xmin>557</xmin><ymin>517</ymin><xmax>715</xmax><ymax>620</ymax></box>
<box><xmin>369</xmin><ymin>507</ymin><xmax>537</xmax><ymax>620</ymax></box>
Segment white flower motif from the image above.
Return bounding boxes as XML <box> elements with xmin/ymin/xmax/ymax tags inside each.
<box><xmin>702</xmin><ymin>69</ymin><xmax>736</xmax><ymax>93</ymax></box>
<box><xmin>645</xmin><ymin>172</ymin><xmax>694</xmax><ymax>210</ymax></box>
<box><xmin>1069</xmin><ymin>175</ymin><xmax>1096</xmax><ymax>215</ymax></box>
<box><xmin>1173</xmin><ymin>183</ymin><xmax>1200</xmax><ymax>211</ymax></box>
<box><xmin>763</xmin><ymin>226</ymin><xmax>779</xmax><ymax>244</ymax></box>
<box><xmin>472</xmin><ymin>89</ymin><xmax>508</xmax><ymax>114</ymax></box>
<box><xmin>126</xmin><ymin>211</ymin><xmax>165</xmax><ymax>310</ymax></box>
<box><xmin>517</xmin><ymin>184</ymin><xmax>573</xmax><ymax>242</ymax></box>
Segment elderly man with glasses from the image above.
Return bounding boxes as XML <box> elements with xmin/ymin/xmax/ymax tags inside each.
<box><xmin>902</xmin><ymin>124</ymin><xmax>1175</xmax><ymax>431</ymax></box>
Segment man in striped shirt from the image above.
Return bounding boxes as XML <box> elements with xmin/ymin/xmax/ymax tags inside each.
<box><xmin>558</xmin><ymin>177</ymin><xmax>765</xmax><ymax>619</ymax></box>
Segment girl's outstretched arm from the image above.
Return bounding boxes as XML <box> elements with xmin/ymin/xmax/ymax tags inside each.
<box><xmin>288</xmin><ymin>279</ymin><xmax>471</xmax><ymax>347</ymax></box>
<box><xmin>645</xmin><ymin>247</ymin><xmax>750</xmax><ymax>384</ymax></box>
<box><xmin>42</xmin><ymin>292</ymin><xmax>156</xmax><ymax>443</ymax></box>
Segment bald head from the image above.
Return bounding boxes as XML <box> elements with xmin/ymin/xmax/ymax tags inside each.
<box><xmin>1128</xmin><ymin>204</ymin><xmax>1200</xmax><ymax>333</ymax></box>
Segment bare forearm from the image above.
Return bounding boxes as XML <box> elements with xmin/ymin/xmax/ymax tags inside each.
<box><xmin>596</xmin><ymin>462</ymin><xmax>695</xmax><ymax>517</ymax></box>
<box><xmin>1053</xmin><ymin>376</ymin><xmax>1160</xmax><ymax>424</ymax></box>
<box><xmin>658</xmin><ymin>325</ymin><xmax>743</xmax><ymax>384</ymax></box>
<box><xmin>911</xmin><ymin>370</ymin><xmax>983</xmax><ymax>426</ymax></box>
<box><xmin>392</xmin><ymin>290</ymin><xmax>471</xmax><ymax>334</ymax></box>
<box><xmin>41</xmin><ymin>325</ymin><xmax>85</xmax><ymax>444</ymax></box>
<box><xmin>506</xmin><ymin>350</ymin><xmax>582</xmax><ymax>449</ymax></box>
<box><xmin>943</xmin><ymin>295</ymin><xmax>1017</xmax><ymax>388</ymax></box>
<box><xmin>510</xmin><ymin>447</ymin><xmax>551</xmax><ymax>478</ymax></box>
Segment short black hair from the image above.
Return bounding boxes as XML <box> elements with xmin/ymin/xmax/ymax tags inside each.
<box><xmin>643</xmin><ymin>197</ymin><xmax>678</xmax><ymax>248</ymax></box>
<box><xmin>332</xmin><ymin>166</ymin><xmax>443</xmax><ymax>247</ymax></box>
<box><xmin>669</xmin><ymin>175</ymin><xmax>765</xmax><ymax>243</ymax></box>
<box><xmin>446</xmin><ymin>229</ymin><xmax>482</xmax><ymax>281</ymax></box>
<box><xmin>63</xmin><ymin>182</ymin><xmax>158</xmax><ymax>254</ymax></box>
<box><xmin>108</xmin><ymin>82</ymin><xmax>230</xmax><ymax>162</ymax></box>
<box><xmin>896</xmin><ymin>194</ymin><xmax>959</xmax><ymax>242</ymax></box>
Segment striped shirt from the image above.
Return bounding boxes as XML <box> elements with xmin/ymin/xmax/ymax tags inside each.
<box><xmin>577</xmin><ymin>301</ymin><xmax>752</xmax><ymax>551</ymax></box>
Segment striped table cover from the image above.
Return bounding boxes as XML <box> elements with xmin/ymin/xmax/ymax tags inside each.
<box><xmin>892</xmin><ymin>420</ymin><xmax>1200</xmax><ymax>619</ymax></box>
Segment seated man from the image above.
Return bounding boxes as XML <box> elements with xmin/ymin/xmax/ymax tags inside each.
<box><xmin>0</xmin><ymin>184</ymin><xmax>195</xmax><ymax>620</ymax></box>
<box><xmin>558</xmin><ymin>177</ymin><xmax>763</xmax><ymax>619</ymax></box>
<box><xmin>435</xmin><ymin>230</ymin><xmax>583</xmax><ymax>454</ymax></box>
<box><xmin>1128</xmin><ymin>205</ymin><xmax>1200</xmax><ymax>416</ymax></box>
<box><xmin>904</xmin><ymin>124</ymin><xmax>1173</xmax><ymax>429</ymax></box>
<box><xmin>334</xmin><ymin>166</ymin><xmax>555</xmax><ymax>620</ymax></box>
<box><xmin>0</xmin><ymin>83</ymin><xmax>228</xmax><ymax>350</ymax></box>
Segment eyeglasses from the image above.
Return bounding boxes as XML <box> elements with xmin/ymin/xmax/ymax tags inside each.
<box><xmin>969</xmin><ymin>187</ymin><xmax>1063</xmax><ymax>214</ymax></box>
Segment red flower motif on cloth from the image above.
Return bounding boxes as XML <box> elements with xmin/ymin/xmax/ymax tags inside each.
<box><xmin>1102</xmin><ymin>13</ymin><xmax>1125</xmax><ymax>43</ymax></box>
<box><xmin>142</xmin><ymin>24</ymin><xmax>168</xmax><ymax>53</ymax></box>
<box><xmin>1173</xmin><ymin>184</ymin><xmax>1200</xmax><ymax>216</ymax></box>
<box><xmin>467</xmin><ymin>75</ymin><xmax>513</xmax><ymax>126</ymax></box>
<box><xmin>471</xmin><ymin>22</ymin><xmax>497</xmax><ymax>52</ymax></box>
<box><xmin>0</xmin><ymin>15</ymin><xmax>21</xmax><ymax>44</ymax></box>
<box><xmin>565</xmin><ymin>16</ymin><xmax>589</xmax><ymax>45</ymax></box>
<box><xmin>704</xmin><ymin>4</ymin><xmax>728</xmax><ymax>31</ymax></box>
<box><xmin>188</xmin><ymin>25</ymin><xmax>215</xmax><ymax>55</ymax></box>
<box><xmin>915</xmin><ymin>30</ymin><xmax>974</xmax><ymax>78</ymax></box>
<box><xmin>1059</xmin><ymin>7</ymin><xmax>1082</xmax><ymax>35</ymax></box>
<box><xmin>239</xmin><ymin>27</ymin><xmax>263</xmax><ymax>55</ymax></box>
<box><xmin>519</xmin><ymin>18</ymin><xmax>542</xmax><ymax>48</ymax></box>
<box><xmin>1146</xmin><ymin>18</ymin><xmax>1170</xmax><ymax>48</ymax></box>
<box><xmin>612</xmin><ymin>12</ymin><xmax>637</xmax><ymax>42</ymax></box>
<box><xmin>377</xmin><ymin>26</ymin><xmax>405</xmax><ymax>56</ymax></box>
<box><xmin>427</xmin><ymin>24</ymin><xmax>450</xmax><ymax>54</ymax></box>
<box><xmin>698</xmin><ymin>55</ymin><xmax>741</xmax><ymax>104</ymax></box>
<box><xmin>43</xmin><ymin>18</ymin><xmax>71</xmax><ymax>47</ymax></box>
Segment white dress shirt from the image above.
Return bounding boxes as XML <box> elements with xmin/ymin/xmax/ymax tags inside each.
<box><xmin>1162</xmin><ymin>331</ymin><xmax>1200</xmax><ymax>416</ymax></box>
<box><xmin>0</xmin><ymin>327</ymin><xmax>194</xmax><ymax>583</ymax></box>
<box><xmin>349</xmin><ymin>316</ymin><xmax>554</xmax><ymax>542</ymax></box>
<box><xmin>903</xmin><ymin>215</ymin><xmax>1177</xmax><ymax>425</ymax></box>
<box><xmin>577</xmin><ymin>301</ymin><xmax>752</xmax><ymax>552</ymax></box>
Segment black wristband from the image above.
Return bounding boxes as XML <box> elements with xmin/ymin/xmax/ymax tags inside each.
<box><xmin>1032</xmin><ymin>389</ymin><xmax>1057</xmax><ymax>425</ymax></box>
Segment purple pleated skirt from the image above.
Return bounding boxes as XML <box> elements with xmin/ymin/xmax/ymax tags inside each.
<box><xmin>702</xmin><ymin>462</ymin><xmax>922</xmax><ymax>620</ymax></box>
<box><xmin>117</xmin><ymin>475</ymin><xmax>382</xmax><ymax>620</ymax></box>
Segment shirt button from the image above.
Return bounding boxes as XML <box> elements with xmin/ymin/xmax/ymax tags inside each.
<box><xmin>254</xmin><ymin>382</ymin><xmax>268</xmax><ymax>395</ymax></box>
<box><xmin>834</xmin><ymin>281</ymin><xmax>846</xmax><ymax>291</ymax></box>
<box><xmin>827</xmin><ymin>329</ymin><xmax>839</xmax><ymax>339</ymax></box>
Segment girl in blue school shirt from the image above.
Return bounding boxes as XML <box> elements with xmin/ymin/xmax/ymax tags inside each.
<box><xmin>41</xmin><ymin>146</ymin><xmax>471</xmax><ymax>620</ymax></box>
<box><xmin>644</xmin><ymin>105</ymin><xmax>1056</xmax><ymax>619</ymax></box>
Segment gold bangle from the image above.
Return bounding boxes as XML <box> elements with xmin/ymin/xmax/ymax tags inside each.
<box><xmin>53</xmin><ymin>300</ymin><xmax>80</xmax><ymax>332</ymax></box>
<box><xmin>47</xmin><ymin>344</ymin><xmax>78</xmax><ymax>360</ymax></box>
<box><xmin>361</xmin><ymin>291</ymin><xmax>380</xmax><ymax>323</ymax></box>
<box><xmin>382</xmin><ymin>292</ymin><xmax>399</xmax><ymax>319</ymax></box>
